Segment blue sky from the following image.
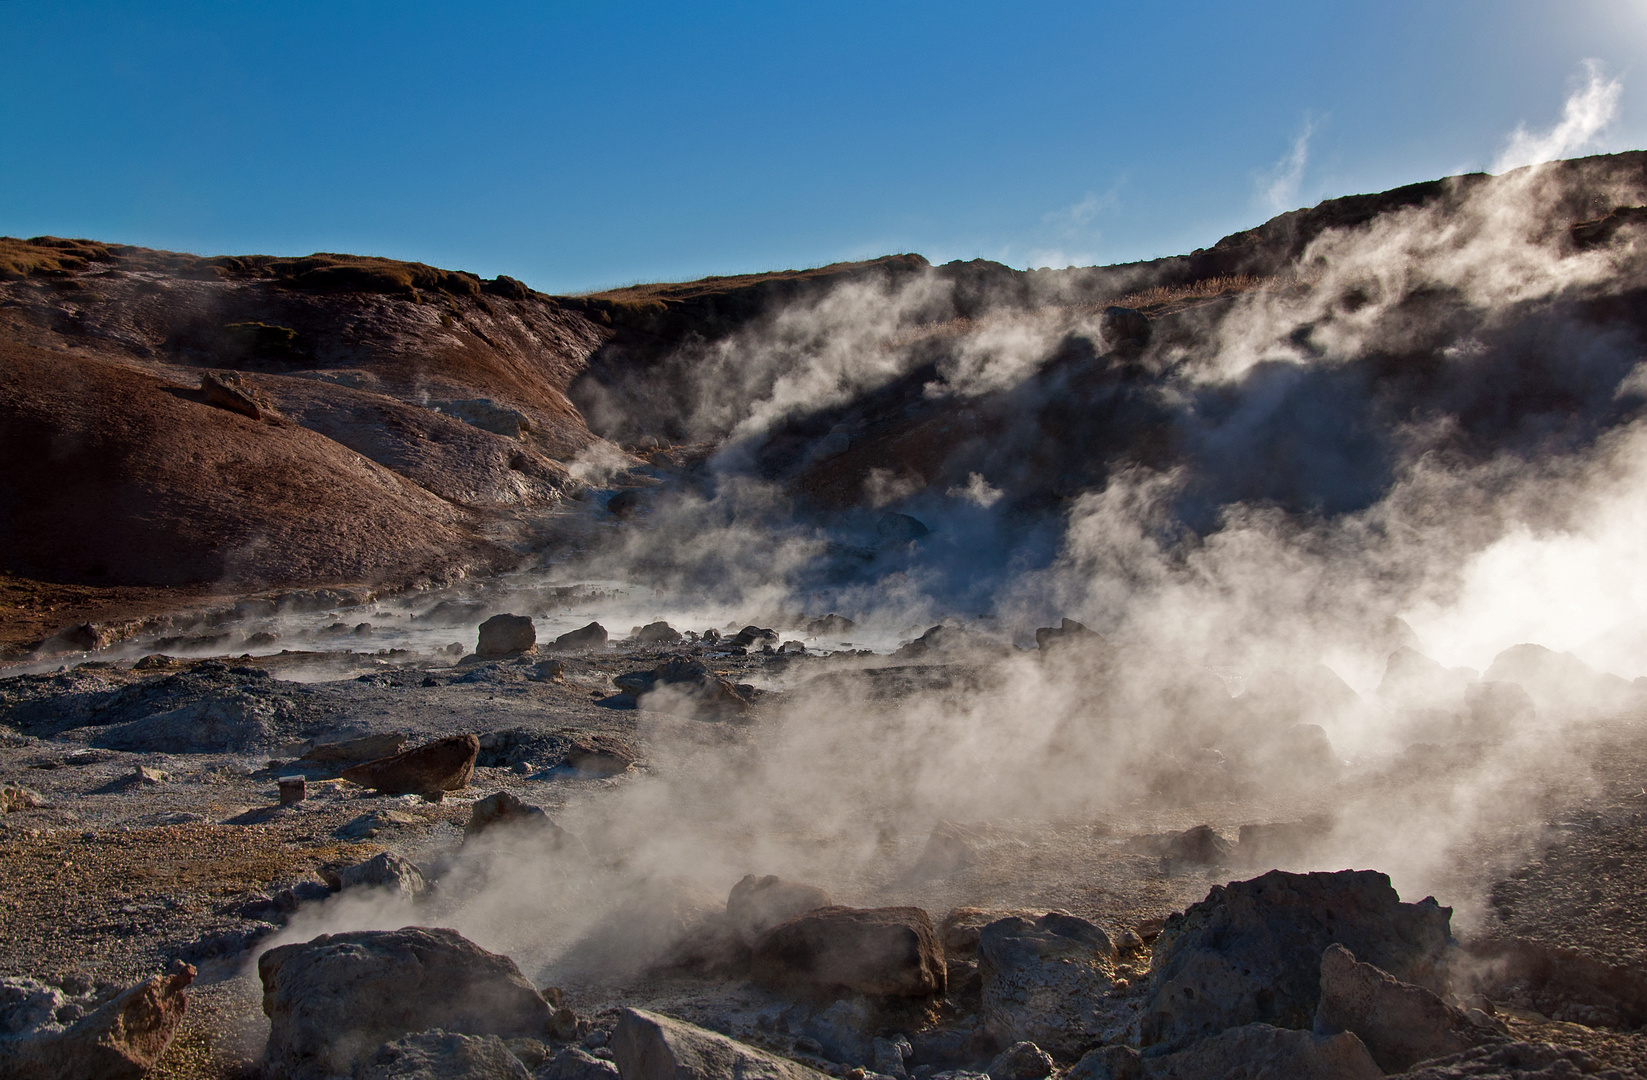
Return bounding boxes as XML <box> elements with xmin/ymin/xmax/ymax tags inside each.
<box><xmin>4</xmin><ymin>1</ymin><xmax>1647</xmax><ymax>293</ymax></box>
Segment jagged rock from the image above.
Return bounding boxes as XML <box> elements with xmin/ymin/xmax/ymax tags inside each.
<box><xmin>476</xmin><ymin>615</ymin><xmax>537</xmax><ymax>658</ymax></box>
<box><xmin>611</xmin><ymin>1007</ymin><xmax>827</xmax><ymax>1080</ymax></box>
<box><xmin>464</xmin><ymin>791</ymin><xmax>574</xmax><ymax>849</ymax></box>
<box><xmin>320</xmin><ymin>852</ymin><xmax>428</xmax><ymax>901</ymax></box>
<box><xmin>1139</xmin><ymin>1023</ymin><xmax>1379</xmax><ymax>1080</ymax></box>
<box><xmin>727</xmin><ymin>875</ymin><xmax>833</xmax><ymax>947</ymax></box>
<box><xmin>0</xmin><ymin>964</ymin><xmax>195</xmax><ymax>1080</ymax></box>
<box><xmin>872</xmin><ymin>1035</ymin><xmax>912</xmax><ymax>1079</ymax></box>
<box><xmin>358</xmin><ymin>1029</ymin><xmax>531</xmax><ymax>1079</ymax></box>
<box><xmin>1034</xmin><ymin>618</ymin><xmax>1102</xmax><ymax>651</ymax></box>
<box><xmin>751</xmin><ymin>906</ymin><xmax>945</xmax><ymax>999</ymax></box>
<box><xmin>201</xmin><ymin>371</ymin><xmax>264</xmax><ymax>419</ymax></box>
<box><xmin>988</xmin><ymin>1040</ymin><xmax>1054</xmax><ymax>1080</ymax></box>
<box><xmin>542</xmin><ymin>1045</ymin><xmax>621</xmax><ymax>1080</ymax></box>
<box><xmin>342</xmin><ymin>734</ymin><xmax>479</xmax><ymax>795</ymax></box>
<box><xmin>301</xmin><ymin>732</ymin><xmax>408</xmax><ymax>765</ymax></box>
<box><xmin>1313</xmin><ymin>944</ymin><xmax>1493</xmax><ymax>1073</ymax></box>
<box><xmin>551</xmin><ymin>623</ymin><xmax>608</xmax><ymax>651</ymax></box>
<box><xmin>1142</xmin><ymin>869</ymin><xmax>1453</xmax><ymax>1049</ymax></box>
<box><xmin>1100</xmin><ymin>306</ymin><xmax>1151</xmax><ymax>353</ymax></box>
<box><xmin>562</xmin><ymin>735</ymin><xmax>636</xmax><ymax>777</ymax></box>
<box><xmin>978</xmin><ymin>912</ymin><xmax>1114</xmax><ymax>1054</ymax></box>
<box><xmin>258</xmin><ymin>927</ymin><xmax>551</xmax><ymax>1079</ymax></box>
<box><xmin>632</xmin><ymin>621</ymin><xmax>682</xmax><ymax>644</ymax></box>
<box><xmin>0</xmin><ymin>785</ymin><xmax>44</xmax><ymax>812</ymax></box>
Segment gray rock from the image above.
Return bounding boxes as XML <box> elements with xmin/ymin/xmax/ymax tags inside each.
<box><xmin>727</xmin><ymin>875</ymin><xmax>833</xmax><ymax>947</ymax></box>
<box><xmin>541</xmin><ymin>1045</ymin><xmax>621</xmax><ymax>1080</ymax></box>
<box><xmin>871</xmin><ymin>1035</ymin><xmax>912</xmax><ymax>1079</ymax></box>
<box><xmin>321</xmin><ymin>852</ymin><xmax>429</xmax><ymax>901</ymax></box>
<box><xmin>477</xmin><ymin>615</ymin><xmax>537</xmax><ymax>658</ymax></box>
<box><xmin>1067</xmin><ymin>1046</ymin><xmax>1143</xmax><ymax>1080</ymax></box>
<box><xmin>359</xmin><ymin>1029</ymin><xmax>532</xmax><ymax>1079</ymax></box>
<box><xmin>258</xmin><ymin>927</ymin><xmax>551</xmax><ymax>1080</ymax></box>
<box><xmin>632</xmin><ymin>622</ymin><xmax>683</xmax><ymax>645</ymax></box>
<box><xmin>979</xmin><ymin>913</ymin><xmax>1114</xmax><ymax>1055</ymax></box>
<box><xmin>801</xmin><ymin>997</ymin><xmax>874</xmax><ymax>1063</ymax></box>
<box><xmin>1142</xmin><ymin>869</ymin><xmax>1452</xmax><ymax>1050</ymax></box>
<box><xmin>988</xmin><ymin>1040</ymin><xmax>1054</xmax><ymax>1080</ymax></box>
<box><xmin>1140</xmin><ymin>1023</ymin><xmax>1379</xmax><ymax>1080</ymax></box>
<box><xmin>464</xmin><ymin>792</ymin><xmax>575</xmax><ymax>850</ymax></box>
<box><xmin>94</xmin><ymin>693</ymin><xmax>286</xmax><ymax>753</ymax></box>
<box><xmin>1313</xmin><ymin>944</ymin><xmax>1494</xmax><ymax>1073</ymax></box>
<box><xmin>1163</xmin><ymin>825</ymin><xmax>1232</xmax><ymax>867</ymax></box>
<box><xmin>610</xmin><ymin>1008</ymin><xmax>827</xmax><ymax>1080</ymax></box>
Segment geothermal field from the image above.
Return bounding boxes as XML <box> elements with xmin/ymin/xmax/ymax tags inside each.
<box><xmin>5</xmin><ymin>151</ymin><xmax>1647</xmax><ymax>1080</ymax></box>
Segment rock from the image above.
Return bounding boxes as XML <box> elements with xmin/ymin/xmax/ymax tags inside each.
<box><xmin>606</xmin><ymin>490</ymin><xmax>643</xmax><ymax>517</ymax></box>
<box><xmin>528</xmin><ymin>659</ymin><xmax>565</xmax><ymax>682</ymax></box>
<box><xmin>1099</xmin><ymin>306</ymin><xmax>1151</xmax><ymax>354</ymax></box>
<box><xmin>258</xmin><ymin>927</ymin><xmax>551</xmax><ymax>1079</ymax></box>
<box><xmin>1142</xmin><ymin>869</ymin><xmax>1453</xmax><ymax>1050</ymax></box>
<box><xmin>1395</xmin><ymin>1041</ymin><xmax>1614</xmax><ymax>1079</ymax></box>
<box><xmin>551</xmin><ymin>623</ymin><xmax>608</xmax><ymax>651</ymax></box>
<box><xmin>727</xmin><ymin>875</ymin><xmax>833</xmax><ymax>947</ymax></box>
<box><xmin>806</xmin><ymin>615</ymin><xmax>856</xmax><ymax>636</ymax></box>
<box><xmin>477</xmin><ymin>615</ymin><xmax>537</xmax><ymax>658</ymax></box>
<box><xmin>611</xmin><ymin>1008</ymin><xmax>827</xmax><ymax>1080</ymax></box>
<box><xmin>1066</xmin><ymin>1046</ymin><xmax>1144</xmax><ymax>1080</ymax></box>
<box><xmin>988</xmin><ymin>1041</ymin><xmax>1054</xmax><ymax>1080</ymax></box>
<box><xmin>342</xmin><ymin>734</ymin><xmax>479</xmax><ymax>796</ymax></box>
<box><xmin>876</xmin><ymin>513</ymin><xmax>930</xmax><ymax>543</ymax></box>
<box><xmin>0</xmin><ymin>785</ymin><xmax>44</xmax><ymax>812</ymax></box>
<box><xmin>872</xmin><ymin>1035</ymin><xmax>912</xmax><ymax>1079</ymax></box>
<box><xmin>978</xmin><ymin>913</ymin><xmax>1114</xmax><ymax>1055</ymax></box>
<box><xmin>779</xmin><ymin>640</ymin><xmax>806</xmax><ymax>655</ymax></box>
<box><xmin>464</xmin><ymin>791</ymin><xmax>574</xmax><ymax>849</ymax></box>
<box><xmin>732</xmin><ymin>626</ymin><xmax>780</xmax><ymax>649</ymax></box>
<box><xmin>1464</xmin><ymin>681</ymin><xmax>1535</xmax><ymax>734</ymax></box>
<box><xmin>1139</xmin><ymin>1023</ymin><xmax>1379</xmax><ymax>1080</ymax></box>
<box><xmin>1034</xmin><ymin>618</ymin><xmax>1102</xmax><ymax>651</ymax></box>
<box><xmin>633</xmin><ymin>622</ymin><xmax>683</xmax><ymax>645</ymax></box>
<box><xmin>559</xmin><ymin>879</ymin><xmax>739</xmax><ymax>977</ymax></box>
<box><xmin>1234</xmin><ymin>817</ymin><xmax>1334</xmax><ymax>868</ymax></box>
<box><xmin>358</xmin><ymin>1029</ymin><xmax>531</xmax><ymax>1079</ymax></box>
<box><xmin>1314</xmin><ymin>944</ymin><xmax>1495</xmax><ymax>1073</ymax></box>
<box><xmin>562</xmin><ymin>735</ymin><xmax>637</xmax><ymax>777</ymax></box>
<box><xmin>938</xmin><ymin>907</ymin><xmax>1032</xmax><ymax>957</ymax></box>
<box><xmin>94</xmin><ymin>694</ymin><xmax>285</xmax><ymax>754</ymax></box>
<box><xmin>912</xmin><ymin>821</ymin><xmax>990</xmax><ymax>877</ymax></box>
<box><xmin>0</xmin><ymin>964</ymin><xmax>195</xmax><ymax>1080</ymax></box>
<box><xmin>543</xmin><ymin>1045</ymin><xmax>621</xmax><ymax>1080</ymax></box>
<box><xmin>320</xmin><ymin>852</ymin><xmax>429</xmax><ymax>901</ymax></box>
<box><xmin>618</xmin><ymin>658</ymin><xmax>752</xmax><ymax>720</ymax></box>
<box><xmin>302</xmin><ymin>732</ymin><xmax>408</xmax><ymax>765</ymax></box>
<box><xmin>1163</xmin><ymin>825</ymin><xmax>1232</xmax><ymax>867</ymax></box>
<box><xmin>1483</xmin><ymin>642</ymin><xmax>1634</xmax><ymax>713</ymax></box>
<box><xmin>201</xmin><ymin>371</ymin><xmax>264</xmax><ymax>419</ymax></box>
<box><xmin>751</xmin><ymin>906</ymin><xmax>946</xmax><ymax>999</ymax></box>
<box><xmin>278</xmin><ymin>776</ymin><xmax>306</xmax><ymax>805</ymax></box>
<box><xmin>1376</xmin><ymin>647</ymin><xmax>1469</xmax><ymax>710</ymax></box>
<box><xmin>801</xmin><ymin>997</ymin><xmax>875</xmax><ymax>1063</ymax></box>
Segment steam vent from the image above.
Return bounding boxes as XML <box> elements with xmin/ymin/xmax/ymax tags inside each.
<box><xmin>8</xmin><ymin>87</ymin><xmax>1647</xmax><ymax>1078</ymax></box>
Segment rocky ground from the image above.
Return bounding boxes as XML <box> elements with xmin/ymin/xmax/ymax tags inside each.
<box><xmin>2</xmin><ymin>611</ymin><xmax>1645</xmax><ymax>1079</ymax></box>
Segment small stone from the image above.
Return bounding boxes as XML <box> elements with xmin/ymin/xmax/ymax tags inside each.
<box><xmin>0</xmin><ymin>784</ymin><xmax>45</xmax><ymax>813</ymax></box>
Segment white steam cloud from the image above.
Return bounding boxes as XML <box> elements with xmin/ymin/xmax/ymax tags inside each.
<box><xmin>1494</xmin><ymin>59</ymin><xmax>1622</xmax><ymax>173</ymax></box>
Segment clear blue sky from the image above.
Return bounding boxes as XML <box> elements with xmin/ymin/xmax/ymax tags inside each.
<box><xmin>4</xmin><ymin>1</ymin><xmax>1646</xmax><ymax>293</ymax></box>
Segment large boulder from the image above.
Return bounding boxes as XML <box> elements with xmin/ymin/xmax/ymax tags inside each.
<box><xmin>1314</xmin><ymin>944</ymin><xmax>1495</xmax><ymax>1073</ymax></box>
<box><xmin>258</xmin><ymin>927</ymin><xmax>551</xmax><ymax>1079</ymax></box>
<box><xmin>476</xmin><ymin>615</ymin><xmax>536</xmax><ymax>658</ymax></box>
<box><xmin>979</xmin><ymin>913</ymin><xmax>1115</xmax><ymax>1055</ymax></box>
<box><xmin>611</xmin><ymin>1008</ymin><xmax>826</xmax><ymax>1080</ymax></box>
<box><xmin>751</xmin><ymin>906</ymin><xmax>945</xmax><ymax>999</ymax></box>
<box><xmin>0</xmin><ymin>965</ymin><xmax>195</xmax><ymax>1080</ymax></box>
<box><xmin>727</xmin><ymin>875</ymin><xmax>833</xmax><ymax>947</ymax></box>
<box><xmin>358</xmin><ymin>1029</ymin><xmax>531</xmax><ymax>1079</ymax></box>
<box><xmin>1138</xmin><ymin>1023</ymin><xmax>1379</xmax><ymax>1080</ymax></box>
<box><xmin>341</xmin><ymin>734</ymin><xmax>479</xmax><ymax>796</ymax></box>
<box><xmin>1142</xmin><ymin>870</ymin><xmax>1453</xmax><ymax>1050</ymax></box>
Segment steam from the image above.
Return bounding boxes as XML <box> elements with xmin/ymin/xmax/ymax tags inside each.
<box><xmin>1494</xmin><ymin>59</ymin><xmax>1622</xmax><ymax>172</ymax></box>
<box><xmin>1260</xmin><ymin>116</ymin><xmax>1316</xmax><ymax>212</ymax></box>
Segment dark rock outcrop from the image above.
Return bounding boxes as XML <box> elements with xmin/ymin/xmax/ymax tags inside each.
<box><xmin>341</xmin><ymin>734</ymin><xmax>479</xmax><ymax>796</ymax></box>
<box><xmin>1313</xmin><ymin>944</ymin><xmax>1494</xmax><ymax>1073</ymax></box>
<box><xmin>979</xmin><ymin>912</ymin><xmax>1115</xmax><ymax>1054</ymax></box>
<box><xmin>476</xmin><ymin>614</ymin><xmax>536</xmax><ymax>658</ymax></box>
<box><xmin>726</xmin><ymin>875</ymin><xmax>833</xmax><ymax>947</ymax></box>
<box><xmin>751</xmin><ymin>906</ymin><xmax>945</xmax><ymax>999</ymax></box>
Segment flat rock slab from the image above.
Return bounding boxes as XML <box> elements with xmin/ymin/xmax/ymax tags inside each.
<box><xmin>611</xmin><ymin>1007</ymin><xmax>827</xmax><ymax>1080</ymax></box>
<box><xmin>341</xmin><ymin>733</ymin><xmax>479</xmax><ymax>795</ymax></box>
